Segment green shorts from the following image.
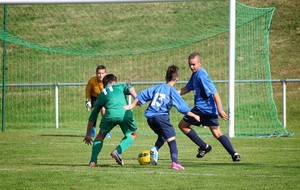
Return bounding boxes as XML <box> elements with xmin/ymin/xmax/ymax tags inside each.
<box><xmin>99</xmin><ymin>110</ymin><xmax>137</xmax><ymax>137</ymax></box>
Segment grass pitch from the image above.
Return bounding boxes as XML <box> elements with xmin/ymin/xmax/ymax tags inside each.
<box><xmin>0</xmin><ymin>126</ymin><xmax>299</xmax><ymax>190</ymax></box>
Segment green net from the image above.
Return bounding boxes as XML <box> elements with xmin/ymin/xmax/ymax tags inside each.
<box><xmin>0</xmin><ymin>1</ymin><xmax>293</xmax><ymax>137</ymax></box>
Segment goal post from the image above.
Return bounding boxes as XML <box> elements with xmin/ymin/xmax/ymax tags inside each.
<box><xmin>228</xmin><ymin>0</ymin><xmax>236</xmax><ymax>137</ymax></box>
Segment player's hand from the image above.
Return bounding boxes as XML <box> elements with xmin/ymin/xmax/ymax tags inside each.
<box><xmin>219</xmin><ymin>110</ymin><xmax>228</xmax><ymax>121</ymax></box>
<box><xmin>123</xmin><ymin>105</ymin><xmax>133</xmax><ymax>110</ymax></box>
<box><xmin>194</xmin><ymin>115</ymin><xmax>201</xmax><ymax>122</ymax></box>
<box><xmin>136</xmin><ymin>101</ymin><xmax>142</xmax><ymax>107</ymax></box>
<box><xmin>83</xmin><ymin>135</ymin><xmax>93</xmax><ymax>145</ymax></box>
<box><xmin>85</xmin><ymin>100</ymin><xmax>92</xmax><ymax>111</ymax></box>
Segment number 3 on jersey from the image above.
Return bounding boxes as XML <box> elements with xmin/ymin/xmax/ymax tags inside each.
<box><xmin>151</xmin><ymin>93</ymin><xmax>166</xmax><ymax>107</ymax></box>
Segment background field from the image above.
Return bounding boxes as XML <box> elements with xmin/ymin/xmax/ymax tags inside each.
<box><xmin>0</xmin><ymin>0</ymin><xmax>299</xmax><ymax>189</ymax></box>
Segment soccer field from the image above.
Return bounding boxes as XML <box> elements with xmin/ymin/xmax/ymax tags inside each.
<box><xmin>0</xmin><ymin>0</ymin><xmax>299</xmax><ymax>189</ymax></box>
<box><xmin>0</xmin><ymin>126</ymin><xmax>299</xmax><ymax>190</ymax></box>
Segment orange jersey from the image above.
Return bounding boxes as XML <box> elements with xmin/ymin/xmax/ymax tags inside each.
<box><xmin>86</xmin><ymin>76</ymin><xmax>104</xmax><ymax>99</ymax></box>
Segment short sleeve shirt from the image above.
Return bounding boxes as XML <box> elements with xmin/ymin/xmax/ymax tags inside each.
<box><xmin>186</xmin><ymin>68</ymin><xmax>218</xmax><ymax>116</ymax></box>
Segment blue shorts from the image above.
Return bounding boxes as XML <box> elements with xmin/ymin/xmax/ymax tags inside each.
<box><xmin>147</xmin><ymin>114</ymin><xmax>176</xmax><ymax>139</ymax></box>
<box><xmin>183</xmin><ymin>107</ymin><xmax>219</xmax><ymax>127</ymax></box>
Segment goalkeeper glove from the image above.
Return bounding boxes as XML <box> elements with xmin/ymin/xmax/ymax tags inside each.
<box><xmin>85</xmin><ymin>100</ymin><xmax>92</xmax><ymax>111</ymax></box>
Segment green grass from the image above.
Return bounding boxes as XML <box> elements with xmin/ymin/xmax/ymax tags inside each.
<box><xmin>0</xmin><ymin>127</ymin><xmax>299</xmax><ymax>190</ymax></box>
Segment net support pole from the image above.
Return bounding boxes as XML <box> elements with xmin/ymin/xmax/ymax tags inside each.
<box><xmin>55</xmin><ymin>84</ymin><xmax>59</xmax><ymax>129</ymax></box>
<box><xmin>1</xmin><ymin>5</ymin><xmax>7</xmax><ymax>132</ymax></box>
<box><xmin>282</xmin><ymin>80</ymin><xmax>286</xmax><ymax>128</ymax></box>
<box><xmin>228</xmin><ymin>0</ymin><xmax>236</xmax><ymax>137</ymax></box>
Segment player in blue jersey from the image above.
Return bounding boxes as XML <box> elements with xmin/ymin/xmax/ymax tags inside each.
<box><xmin>178</xmin><ymin>51</ymin><xmax>241</xmax><ymax>162</ymax></box>
<box><xmin>124</xmin><ymin>65</ymin><xmax>200</xmax><ymax>170</ymax></box>
<box><xmin>83</xmin><ymin>74</ymin><xmax>138</xmax><ymax>167</ymax></box>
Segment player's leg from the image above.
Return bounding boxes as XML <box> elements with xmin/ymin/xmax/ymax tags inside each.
<box><xmin>154</xmin><ymin>115</ymin><xmax>184</xmax><ymax>169</ymax></box>
<box><xmin>89</xmin><ymin>129</ymin><xmax>107</xmax><ymax>167</ymax></box>
<box><xmin>209</xmin><ymin>126</ymin><xmax>241</xmax><ymax>161</ymax></box>
<box><xmin>147</xmin><ymin>117</ymin><xmax>166</xmax><ymax>165</ymax></box>
<box><xmin>89</xmin><ymin>119</ymin><xmax>113</xmax><ymax>167</ymax></box>
<box><xmin>111</xmin><ymin>131</ymin><xmax>137</xmax><ymax>166</ymax></box>
<box><xmin>168</xmin><ymin>138</ymin><xmax>184</xmax><ymax>170</ymax></box>
<box><xmin>178</xmin><ymin>119</ymin><xmax>210</xmax><ymax>158</ymax></box>
<box><xmin>111</xmin><ymin>112</ymin><xmax>137</xmax><ymax>165</ymax></box>
<box><xmin>166</xmin><ymin>137</ymin><xmax>178</xmax><ymax>162</ymax></box>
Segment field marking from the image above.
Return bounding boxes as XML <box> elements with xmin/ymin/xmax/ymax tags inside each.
<box><xmin>0</xmin><ymin>168</ymin><xmax>298</xmax><ymax>179</ymax></box>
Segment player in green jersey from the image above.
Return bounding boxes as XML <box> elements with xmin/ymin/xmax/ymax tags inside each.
<box><xmin>83</xmin><ymin>74</ymin><xmax>138</xmax><ymax>167</ymax></box>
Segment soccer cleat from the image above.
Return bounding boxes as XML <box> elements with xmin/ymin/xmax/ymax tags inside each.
<box><xmin>196</xmin><ymin>144</ymin><xmax>212</xmax><ymax>158</ymax></box>
<box><xmin>90</xmin><ymin>127</ymin><xmax>96</xmax><ymax>137</ymax></box>
<box><xmin>232</xmin><ymin>153</ymin><xmax>241</xmax><ymax>162</ymax></box>
<box><xmin>111</xmin><ymin>150</ymin><xmax>124</xmax><ymax>166</ymax></box>
<box><xmin>150</xmin><ymin>147</ymin><xmax>158</xmax><ymax>165</ymax></box>
<box><xmin>171</xmin><ymin>162</ymin><xmax>185</xmax><ymax>170</ymax></box>
<box><xmin>89</xmin><ymin>162</ymin><xmax>97</xmax><ymax>167</ymax></box>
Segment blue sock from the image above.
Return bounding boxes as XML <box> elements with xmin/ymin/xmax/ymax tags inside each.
<box><xmin>186</xmin><ymin>129</ymin><xmax>206</xmax><ymax>148</ymax></box>
<box><xmin>90</xmin><ymin>127</ymin><xmax>96</xmax><ymax>137</ymax></box>
<box><xmin>168</xmin><ymin>140</ymin><xmax>178</xmax><ymax>163</ymax></box>
<box><xmin>218</xmin><ymin>135</ymin><xmax>236</xmax><ymax>156</ymax></box>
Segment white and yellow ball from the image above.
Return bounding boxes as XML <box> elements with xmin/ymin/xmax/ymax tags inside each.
<box><xmin>137</xmin><ymin>150</ymin><xmax>151</xmax><ymax>165</ymax></box>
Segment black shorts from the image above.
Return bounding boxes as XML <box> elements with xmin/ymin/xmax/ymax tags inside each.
<box><xmin>183</xmin><ymin>107</ymin><xmax>219</xmax><ymax>127</ymax></box>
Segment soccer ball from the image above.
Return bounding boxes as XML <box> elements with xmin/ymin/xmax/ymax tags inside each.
<box><xmin>137</xmin><ymin>150</ymin><xmax>151</xmax><ymax>165</ymax></box>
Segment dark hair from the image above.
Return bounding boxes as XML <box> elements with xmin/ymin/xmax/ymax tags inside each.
<box><xmin>188</xmin><ymin>51</ymin><xmax>202</xmax><ymax>61</ymax></box>
<box><xmin>165</xmin><ymin>65</ymin><xmax>179</xmax><ymax>82</ymax></box>
<box><xmin>96</xmin><ymin>65</ymin><xmax>106</xmax><ymax>74</ymax></box>
<box><xmin>103</xmin><ymin>74</ymin><xmax>117</xmax><ymax>87</ymax></box>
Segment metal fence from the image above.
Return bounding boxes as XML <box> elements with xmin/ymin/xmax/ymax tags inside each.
<box><xmin>1</xmin><ymin>79</ymin><xmax>299</xmax><ymax>132</ymax></box>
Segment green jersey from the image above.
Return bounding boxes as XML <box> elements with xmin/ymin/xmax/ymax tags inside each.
<box><xmin>89</xmin><ymin>84</ymin><xmax>133</xmax><ymax>121</ymax></box>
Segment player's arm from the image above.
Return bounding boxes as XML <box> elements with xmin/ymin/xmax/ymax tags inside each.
<box><xmin>83</xmin><ymin>121</ymin><xmax>94</xmax><ymax>145</ymax></box>
<box><xmin>85</xmin><ymin>80</ymin><xmax>92</xmax><ymax>100</ymax></box>
<box><xmin>123</xmin><ymin>98</ymin><xmax>140</xmax><ymax>110</ymax></box>
<box><xmin>178</xmin><ymin>86</ymin><xmax>190</xmax><ymax>95</ymax></box>
<box><xmin>213</xmin><ymin>92</ymin><xmax>227</xmax><ymax>121</ymax></box>
<box><xmin>172</xmin><ymin>89</ymin><xmax>200</xmax><ymax>122</ymax></box>
<box><xmin>124</xmin><ymin>87</ymin><xmax>151</xmax><ymax>110</ymax></box>
<box><xmin>186</xmin><ymin>111</ymin><xmax>200</xmax><ymax>122</ymax></box>
<box><xmin>128</xmin><ymin>86</ymin><xmax>137</xmax><ymax>100</ymax></box>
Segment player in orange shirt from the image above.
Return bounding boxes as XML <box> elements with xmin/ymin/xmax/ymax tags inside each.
<box><xmin>85</xmin><ymin>65</ymin><xmax>110</xmax><ymax>138</ymax></box>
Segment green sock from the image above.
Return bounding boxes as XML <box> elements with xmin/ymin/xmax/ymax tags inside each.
<box><xmin>90</xmin><ymin>140</ymin><xmax>103</xmax><ymax>162</ymax></box>
<box><xmin>116</xmin><ymin>136</ymin><xmax>134</xmax><ymax>154</ymax></box>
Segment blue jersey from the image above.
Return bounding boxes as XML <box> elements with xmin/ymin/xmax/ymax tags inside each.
<box><xmin>137</xmin><ymin>83</ymin><xmax>191</xmax><ymax>119</ymax></box>
<box><xmin>186</xmin><ymin>68</ymin><xmax>218</xmax><ymax>116</ymax></box>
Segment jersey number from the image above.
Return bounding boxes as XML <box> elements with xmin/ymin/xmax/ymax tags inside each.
<box><xmin>103</xmin><ymin>86</ymin><xmax>113</xmax><ymax>95</ymax></box>
<box><xmin>151</xmin><ymin>93</ymin><xmax>166</xmax><ymax>107</ymax></box>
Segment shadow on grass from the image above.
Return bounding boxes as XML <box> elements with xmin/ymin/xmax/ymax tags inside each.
<box><xmin>182</xmin><ymin>161</ymin><xmax>256</xmax><ymax>167</ymax></box>
<box><xmin>40</xmin><ymin>134</ymin><xmax>84</xmax><ymax>138</ymax></box>
<box><xmin>33</xmin><ymin>163</ymin><xmax>116</xmax><ymax>168</ymax></box>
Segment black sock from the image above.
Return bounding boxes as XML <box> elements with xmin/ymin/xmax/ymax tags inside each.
<box><xmin>186</xmin><ymin>129</ymin><xmax>206</xmax><ymax>148</ymax></box>
<box><xmin>218</xmin><ymin>135</ymin><xmax>236</xmax><ymax>156</ymax></box>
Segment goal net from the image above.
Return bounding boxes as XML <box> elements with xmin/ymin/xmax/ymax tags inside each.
<box><xmin>0</xmin><ymin>1</ymin><xmax>293</xmax><ymax>137</ymax></box>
